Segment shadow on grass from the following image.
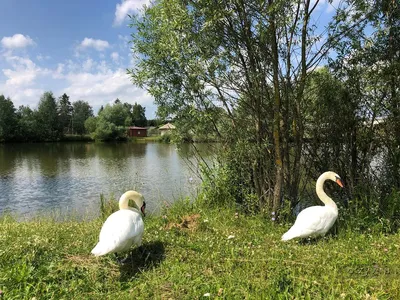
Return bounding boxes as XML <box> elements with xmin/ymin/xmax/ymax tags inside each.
<box><xmin>297</xmin><ymin>232</ymin><xmax>338</xmax><ymax>245</ymax></box>
<box><xmin>119</xmin><ymin>241</ymin><xmax>166</xmax><ymax>281</ymax></box>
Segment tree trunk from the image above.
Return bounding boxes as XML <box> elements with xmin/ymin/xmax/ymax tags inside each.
<box><xmin>269</xmin><ymin>0</ymin><xmax>283</xmax><ymax>217</ymax></box>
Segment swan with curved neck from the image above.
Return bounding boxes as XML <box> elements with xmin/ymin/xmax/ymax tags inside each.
<box><xmin>118</xmin><ymin>190</ymin><xmax>146</xmax><ymax>215</ymax></box>
<box><xmin>281</xmin><ymin>171</ymin><xmax>344</xmax><ymax>241</ymax></box>
<box><xmin>91</xmin><ymin>191</ymin><xmax>146</xmax><ymax>257</ymax></box>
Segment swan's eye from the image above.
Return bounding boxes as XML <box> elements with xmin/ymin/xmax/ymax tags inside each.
<box><xmin>141</xmin><ymin>201</ymin><xmax>146</xmax><ymax>216</ymax></box>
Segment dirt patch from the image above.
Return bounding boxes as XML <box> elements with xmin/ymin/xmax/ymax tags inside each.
<box><xmin>165</xmin><ymin>214</ymin><xmax>201</xmax><ymax>231</ymax></box>
<box><xmin>64</xmin><ymin>254</ymin><xmax>98</xmax><ymax>266</ymax></box>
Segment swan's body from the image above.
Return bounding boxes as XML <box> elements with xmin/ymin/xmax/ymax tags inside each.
<box><xmin>91</xmin><ymin>191</ymin><xmax>146</xmax><ymax>256</ymax></box>
<box><xmin>282</xmin><ymin>171</ymin><xmax>344</xmax><ymax>241</ymax></box>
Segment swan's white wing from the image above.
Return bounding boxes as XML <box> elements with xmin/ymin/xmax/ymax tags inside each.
<box><xmin>91</xmin><ymin>209</ymin><xmax>144</xmax><ymax>256</ymax></box>
<box><xmin>282</xmin><ymin>206</ymin><xmax>337</xmax><ymax>240</ymax></box>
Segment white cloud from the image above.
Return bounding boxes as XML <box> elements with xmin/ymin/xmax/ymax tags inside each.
<box><xmin>0</xmin><ymin>52</ymin><xmax>156</xmax><ymax>117</ymax></box>
<box><xmin>78</xmin><ymin>38</ymin><xmax>110</xmax><ymax>51</ymax></box>
<box><xmin>0</xmin><ymin>53</ymin><xmax>50</xmax><ymax>107</ymax></box>
<box><xmin>113</xmin><ymin>0</ymin><xmax>150</xmax><ymax>26</ymax></box>
<box><xmin>111</xmin><ymin>52</ymin><xmax>119</xmax><ymax>62</ymax></box>
<box><xmin>82</xmin><ymin>58</ymin><xmax>94</xmax><ymax>71</ymax></box>
<box><xmin>0</xmin><ymin>83</ymin><xmax>44</xmax><ymax>107</ymax></box>
<box><xmin>22</xmin><ymin>88</ymin><xmax>44</xmax><ymax>99</ymax></box>
<box><xmin>2</xmin><ymin>55</ymin><xmax>49</xmax><ymax>86</ymax></box>
<box><xmin>62</xmin><ymin>68</ymin><xmax>154</xmax><ymax>115</ymax></box>
<box><xmin>36</xmin><ymin>54</ymin><xmax>51</xmax><ymax>61</ymax></box>
<box><xmin>63</xmin><ymin>69</ymin><xmax>131</xmax><ymax>101</ymax></box>
<box><xmin>53</xmin><ymin>63</ymin><xmax>65</xmax><ymax>79</ymax></box>
<box><xmin>96</xmin><ymin>60</ymin><xmax>109</xmax><ymax>73</ymax></box>
<box><xmin>118</xmin><ymin>34</ymin><xmax>130</xmax><ymax>42</ymax></box>
<box><xmin>1</xmin><ymin>34</ymin><xmax>35</xmax><ymax>49</ymax></box>
<box><xmin>117</xmin><ymin>35</ymin><xmax>131</xmax><ymax>52</ymax></box>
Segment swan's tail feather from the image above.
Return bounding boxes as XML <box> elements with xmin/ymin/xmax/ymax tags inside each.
<box><xmin>91</xmin><ymin>243</ymin><xmax>113</xmax><ymax>256</ymax></box>
<box><xmin>281</xmin><ymin>230</ymin><xmax>295</xmax><ymax>241</ymax></box>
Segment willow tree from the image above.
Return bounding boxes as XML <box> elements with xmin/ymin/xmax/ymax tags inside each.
<box><xmin>129</xmin><ymin>0</ymin><xmax>368</xmax><ymax>216</ymax></box>
<box><xmin>328</xmin><ymin>0</ymin><xmax>400</xmax><ymax>225</ymax></box>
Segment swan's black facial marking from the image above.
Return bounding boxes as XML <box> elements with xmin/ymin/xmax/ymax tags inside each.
<box><xmin>141</xmin><ymin>201</ymin><xmax>146</xmax><ymax>217</ymax></box>
<box><xmin>335</xmin><ymin>175</ymin><xmax>344</xmax><ymax>188</ymax></box>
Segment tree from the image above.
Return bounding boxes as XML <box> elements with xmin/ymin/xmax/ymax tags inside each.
<box><xmin>37</xmin><ymin>91</ymin><xmax>62</xmax><ymax>140</ymax></box>
<box><xmin>57</xmin><ymin>93</ymin><xmax>73</xmax><ymax>134</ymax></box>
<box><xmin>14</xmin><ymin>105</ymin><xmax>39</xmax><ymax>141</ymax></box>
<box><xmin>72</xmin><ymin>100</ymin><xmax>93</xmax><ymax>135</ymax></box>
<box><xmin>91</xmin><ymin>102</ymin><xmax>130</xmax><ymax>141</ymax></box>
<box><xmin>99</xmin><ymin>102</ymin><xmax>131</xmax><ymax>127</ymax></box>
<box><xmin>129</xmin><ymin>0</ymin><xmax>373</xmax><ymax>217</ymax></box>
<box><xmin>0</xmin><ymin>95</ymin><xmax>18</xmax><ymax>142</ymax></box>
<box><xmin>327</xmin><ymin>0</ymin><xmax>400</xmax><ymax>224</ymax></box>
<box><xmin>131</xmin><ymin>102</ymin><xmax>147</xmax><ymax>127</ymax></box>
<box><xmin>84</xmin><ymin>116</ymin><xmax>97</xmax><ymax>134</ymax></box>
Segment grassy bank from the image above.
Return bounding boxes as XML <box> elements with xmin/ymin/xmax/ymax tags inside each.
<box><xmin>1</xmin><ymin>201</ymin><xmax>399</xmax><ymax>299</ymax></box>
<box><xmin>60</xmin><ymin>134</ymin><xmax>94</xmax><ymax>142</ymax></box>
<box><xmin>128</xmin><ymin>136</ymin><xmax>162</xmax><ymax>143</ymax></box>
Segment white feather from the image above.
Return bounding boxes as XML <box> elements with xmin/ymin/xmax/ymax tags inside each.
<box><xmin>282</xmin><ymin>171</ymin><xmax>343</xmax><ymax>241</ymax></box>
<box><xmin>91</xmin><ymin>191</ymin><xmax>145</xmax><ymax>256</ymax></box>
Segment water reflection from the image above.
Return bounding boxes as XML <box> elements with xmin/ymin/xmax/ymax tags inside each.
<box><xmin>0</xmin><ymin>144</ymin><xmax>18</xmax><ymax>177</ymax></box>
<box><xmin>0</xmin><ymin>142</ymin><xmax>212</xmax><ymax>218</ymax></box>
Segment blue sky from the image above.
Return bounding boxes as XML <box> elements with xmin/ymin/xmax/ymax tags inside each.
<box><xmin>0</xmin><ymin>0</ymin><xmax>155</xmax><ymax>117</ymax></box>
<box><xmin>0</xmin><ymin>0</ymin><xmax>341</xmax><ymax>119</ymax></box>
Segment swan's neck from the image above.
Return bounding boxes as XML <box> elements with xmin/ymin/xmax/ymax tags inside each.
<box><xmin>118</xmin><ymin>191</ymin><xmax>141</xmax><ymax>210</ymax></box>
<box><xmin>316</xmin><ymin>174</ymin><xmax>337</xmax><ymax>210</ymax></box>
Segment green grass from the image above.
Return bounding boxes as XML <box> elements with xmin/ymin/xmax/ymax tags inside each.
<box><xmin>1</xmin><ymin>201</ymin><xmax>399</xmax><ymax>299</ymax></box>
<box><xmin>128</xmin><ymin>136</ymin><xmax>162</xmax><ymax>143</ymax></box>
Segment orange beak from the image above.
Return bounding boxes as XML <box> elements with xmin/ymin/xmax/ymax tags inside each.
<box><xmin>336</xmin><ymin>178</ymin><xmax>344</xmax><ymax>188</ymax></box>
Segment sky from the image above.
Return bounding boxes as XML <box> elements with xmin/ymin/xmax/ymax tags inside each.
<box><xmin>0</xmin><ymin>0</ymin><xmax>341</xmax><ymax>119</ymax></box>
<box><xmin>0</xmin><ymin>0</ymin><xmax>155</xmax><ymax>117</ymax></box>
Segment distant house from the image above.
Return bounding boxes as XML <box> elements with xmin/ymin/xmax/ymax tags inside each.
<box><xmin>158</xmin><ymin>123</ymin><xmax>176</xmax><ymax>136</ymax></box>
<box><xmin>127</xmin><ymin>126</ymin><xmax>147</xmax><ymax>137</ymax></box>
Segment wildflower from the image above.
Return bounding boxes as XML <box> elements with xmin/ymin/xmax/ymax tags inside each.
<box><xmin>227</xmin><ymin>235</ymin><xmax>235</xmax><ymax>240</ymax></box>
<box><xmin>203</xmin><ymin>292</ymin><xmax>211</xmax><ymax>297</ymax></box>
<box><xmin>271</xmin><ymin>217</ymin><xmax>276</xmax><ymax>221</ymax></box>
<box><xmin>271</xmin><ymin>211</ymin><xmax>275</xmax><ymax>216</ymax></box>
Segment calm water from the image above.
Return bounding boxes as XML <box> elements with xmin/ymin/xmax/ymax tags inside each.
<box><xmin>0</xmin><ymin>142</ymin><xmax>212</xmax><ymax>218</ymax></box>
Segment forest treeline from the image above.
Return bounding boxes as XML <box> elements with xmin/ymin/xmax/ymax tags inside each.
<box><xmin>0</xmin><ymin>92</ymin><xmax>158</xmax><ymax>142</ymax></box>
<box><xmin>129</xmin><ymin>0</ymin><xmax>399</xmax><ymax>228</ymax></box>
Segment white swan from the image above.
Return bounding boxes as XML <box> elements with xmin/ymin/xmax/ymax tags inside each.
<box><xmin>281</xmin><ymin>171</ymin><xmax>344</xmax><ymax>241</ymax></box>
<box><xmin>91</xmin><ymin>191</ymin><xmax>146</xmax><ymax>256</ymax></box>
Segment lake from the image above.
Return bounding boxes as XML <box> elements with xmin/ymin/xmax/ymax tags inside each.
<box><xmin>0</xmin><ymin>142</ymin><xmax>213</xmax><ymax>218</ymax></box>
